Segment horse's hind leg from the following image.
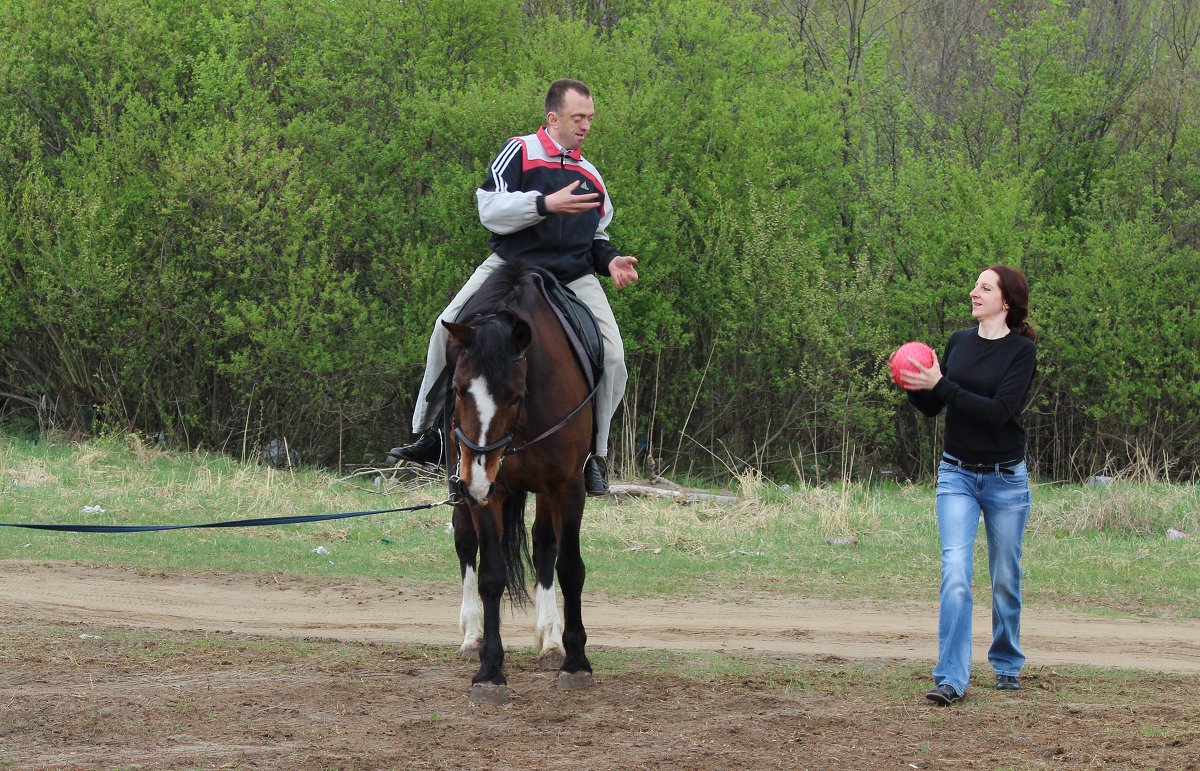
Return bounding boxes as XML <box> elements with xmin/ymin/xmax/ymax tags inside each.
<box><xmin>531</xmin><ymin>497</ymin><xmax>565</xmax><ymax>670</ymax></box>
<box><xmin>555</xmin><ymin>490</ymin><xmax>594</xmax><ymax>689</ymax></box>
<box><xmin>453</xmin><ymin>503</ymin><xmax>483</xmax><ymax>660</ymax></box>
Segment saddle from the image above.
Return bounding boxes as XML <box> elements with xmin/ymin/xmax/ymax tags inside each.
<box><xmin>528</xmin><ymin>268</ymin><xmax>604</xmax><ymax>388</ymax></box>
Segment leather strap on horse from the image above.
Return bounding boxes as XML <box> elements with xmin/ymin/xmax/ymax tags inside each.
<box><xmin>503</xmin><ymin>379</ymin><xmax>600</xmax><ymax>457</ymax></box>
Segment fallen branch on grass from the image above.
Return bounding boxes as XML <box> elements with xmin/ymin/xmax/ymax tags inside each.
<box><xmin>607</xmin><ymin>483</ymin><xmax>739</xmax><ymax>505</ymax></box>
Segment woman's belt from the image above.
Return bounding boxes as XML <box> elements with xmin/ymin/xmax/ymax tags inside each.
<box><xmin>941</xmin><ymin>455</ymin><xmax>1022</xmax><ymax>475</ymax></box>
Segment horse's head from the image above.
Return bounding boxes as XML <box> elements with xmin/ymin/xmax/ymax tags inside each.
<box><xmin>443</xmin><ymin>310</ymin><xmax>531</xmax><ymax>505</ymax></box>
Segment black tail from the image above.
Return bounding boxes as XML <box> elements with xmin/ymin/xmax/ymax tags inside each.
<box><xmin>502</xmin><ymin>491</ymin><xmax>531</xmax><ymax>608</ymax></box>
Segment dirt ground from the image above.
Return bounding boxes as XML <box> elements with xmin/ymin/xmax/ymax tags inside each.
<box><xmin>2</xmin><ymin>561</ymin><xmax>1198</xmax><ymax>770</ymax></box>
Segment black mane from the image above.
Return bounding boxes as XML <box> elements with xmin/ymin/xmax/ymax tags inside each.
<box><xmin>460</xmin><ymin>260</ymin><xmax>529</xmax><ymax>321</ymax></box>
<box><xmin>458</xmin><ymin>261</ymin><xmax>534</xmax><ymax>393</ymax></box>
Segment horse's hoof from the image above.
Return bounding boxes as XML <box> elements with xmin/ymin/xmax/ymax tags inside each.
<box><xmin>556</xmin><ymin>670</ymin><xmax>596</xmax><ymax>690</ymax></box>
<box><xmin>470</xmin><ymin>682</ymin><xmax>509</xmax><ymax>705</ymax></box>
<box><xmin>460</xmin><ymin>644</ymin><xmax>480</xmax><ymax>661</ymax></box>
<box><xmin>537</xmin><ymin>649</ymin><xmax>565</xmax><ymax>671</ymax></box>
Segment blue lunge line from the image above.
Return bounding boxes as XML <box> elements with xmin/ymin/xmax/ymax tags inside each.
<box><xmin>0</xmin><ymin>502</ymin><xmax>442</xmax><ymax>533</ymax></box>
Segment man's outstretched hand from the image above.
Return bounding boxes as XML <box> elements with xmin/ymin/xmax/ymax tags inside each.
<box><xmin>609</xmin><ymin>255</ymin><xmax>639</xmax><ymax>290</ymax></box>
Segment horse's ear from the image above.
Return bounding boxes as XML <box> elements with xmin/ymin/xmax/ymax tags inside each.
<box><xmin>443</xmin><ymin>320</ymin><xmax>475</xmax><ymax>346</ymax></box>
<box><xmin>511</xmin><ymin>318</ymin><xmax>532</xmax><ymax>353</ymax></box>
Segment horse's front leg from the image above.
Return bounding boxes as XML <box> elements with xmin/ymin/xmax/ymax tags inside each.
<box><xmin>555</xmin><ymin>486</ymin><xmax>594</xmax><ymax>690</ymax></box>
<box><xmin>469</xmin><ymin>499</ymin><xmax>509</xmax><ymax>705</ymax></box>
<box><xmin>531</xmin><ymin>494</ymin><xmax>565</xmax><ymax>670</ymax></box>
<box><xmin>453</xmin><ymin>502</ymin><xmax>483</xmax><ymax>660</ymax></box>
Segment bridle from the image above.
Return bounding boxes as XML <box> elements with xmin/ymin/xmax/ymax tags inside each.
<box><xmin>452</xmin><ymin>413</ymin><xmax>524</xmax><ymax>456</ymax></box>
<box><xmin>447</xmin><ymin>354</ymin><xmax>600</xmax><ymax>504</ymax></box>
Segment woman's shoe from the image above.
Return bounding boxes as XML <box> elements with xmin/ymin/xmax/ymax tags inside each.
<box><xmin>996</xmin><ymin>675</ymin><xmax>1020</xmax><ymax>691</ymax></box>
<box><xmin>925</xmin><ymin>683</ymin><xmax>962</xmax><ymax>705</ymax></box>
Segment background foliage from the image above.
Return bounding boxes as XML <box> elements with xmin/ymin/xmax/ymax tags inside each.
<box><xmin>2</xmin><ymin>0</ymin><xmax>1198</xmax><ymax>482</ymax></box>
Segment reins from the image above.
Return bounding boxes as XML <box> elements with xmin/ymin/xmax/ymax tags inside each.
<box><xmin>503</xmin><ymin>380</ymin><xmax>600</xmax><ymax>457</ymax></box>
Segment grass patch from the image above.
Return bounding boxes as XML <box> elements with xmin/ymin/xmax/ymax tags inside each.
<box><xmin>2</xmin><ymin>431</ymin><xmax>1198</xmax><ymax>618</ymax></box>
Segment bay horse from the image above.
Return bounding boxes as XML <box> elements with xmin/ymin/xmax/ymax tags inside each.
<box><xmin>441</xmin><ymin>261</ymin><xmax>596</xmax><ymax>705</ymax></box>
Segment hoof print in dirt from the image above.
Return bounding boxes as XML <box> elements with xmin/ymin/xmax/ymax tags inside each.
<box><xmin>556</xmin><ymin>670</ymin><xmax>596</xmax><ymax>690</ymax></box>
<box><xmin>470</xmin><ymin>683</ymin><xmax>509</xmax><ymax>705</ymax></box>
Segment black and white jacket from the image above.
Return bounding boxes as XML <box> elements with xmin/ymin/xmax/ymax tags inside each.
<box><xmin>476</xmin><ymin>126</ymin><xmax>620</xmax><ymax>283</ymax></box>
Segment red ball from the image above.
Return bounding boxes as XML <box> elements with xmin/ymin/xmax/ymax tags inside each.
<box><xmin>890</xmin><ymin>341</ymin><xmax>935</xmax><ymax>386</ymax></box>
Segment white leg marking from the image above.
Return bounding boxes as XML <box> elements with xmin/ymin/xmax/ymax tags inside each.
<box><xmin>460</xmin><ymin>566</ymin><xmax>484</xmax><ymax>650</ymax></box>
<box><xmin>534</xmin><ymin>583</ymin><xmax>564</xmax><ymax>656</ymax></box>
<box><xmin>466</xmin><ymin>376</ymin><xmax>496</xmax><ymax>503</ymax></box>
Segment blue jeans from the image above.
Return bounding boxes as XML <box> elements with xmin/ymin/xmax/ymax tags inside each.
<box><xmin>932</xmin><ymin>454</ymin><xmax>1031</xmax><ymax>696</ymax></box>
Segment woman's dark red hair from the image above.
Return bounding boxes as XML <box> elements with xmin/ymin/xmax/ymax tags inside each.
<box><xmin>987</xmin><ymin>265</ymin><xmax>1037</xmax><ymax>342</ymax></box>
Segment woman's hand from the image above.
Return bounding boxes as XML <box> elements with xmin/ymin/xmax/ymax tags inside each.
<box><xmin>899</xmin><ymin>354</ymin><xmax>943</xmax><ymax>392</ymax></box>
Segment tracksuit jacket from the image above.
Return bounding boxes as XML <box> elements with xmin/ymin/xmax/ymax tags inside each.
<box><xmin>476</xmin><ymin>126</ymin><xmax>621</xmax><ymax>283</ymax></box>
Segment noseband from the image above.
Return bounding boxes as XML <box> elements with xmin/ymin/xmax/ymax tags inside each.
<box><xmin>452</xmin><ymin>394</ymin><xmax>526</xmax><ymax>458</ymax></box>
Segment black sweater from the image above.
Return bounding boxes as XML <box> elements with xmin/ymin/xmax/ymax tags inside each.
<box><xmin>908</xmin><ymin>328</ymin><xmax>1038</xmax><ymax>464</ymax></box>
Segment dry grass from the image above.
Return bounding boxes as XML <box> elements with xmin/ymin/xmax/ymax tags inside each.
<box><xmin>4</xmin><ymin>456</ymin><xmax>56</xmax><ymax>486</ymax></box>
<box><xmin>1034</xmin><ymin>447</ymin><xmax>1200</xmax><ymax>536</ymax></box>
<box><xmin>1035</xmin><ymin>481</ymin><xmax>1198</xmax><ymax>536</ymax></box>
<box><xmin>589</xmin><ymin>466</ymin><xmax>882</xmax><ymax>559</ymax></box>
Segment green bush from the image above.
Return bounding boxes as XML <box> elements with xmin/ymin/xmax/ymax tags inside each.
<box><xmin>1</xmin><ymin>0</ymin><xmax>1198</xmax><ymax>481</ymax></box>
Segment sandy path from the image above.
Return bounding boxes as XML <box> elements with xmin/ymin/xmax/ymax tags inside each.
<box><xmin>2</xmin><ymin>560</ymin><xmax>1198</xmax><ymax>673</ymax></box>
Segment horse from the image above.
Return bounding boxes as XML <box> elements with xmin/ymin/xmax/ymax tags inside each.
<box><xmin>441</xmin><ymin>260</ymin><xmax>597</xmax><ymax>705</ymax></box>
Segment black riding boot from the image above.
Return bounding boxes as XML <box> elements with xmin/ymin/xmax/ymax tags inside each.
<box><xmin>386</xmin><ymin>429</ymin><xmax>443</xmax><ymax>466</ymax></box>
<box><xmin>584</xmin><ymin>455</ymin><xmax>609</xmax><ymax>496</ymax></box>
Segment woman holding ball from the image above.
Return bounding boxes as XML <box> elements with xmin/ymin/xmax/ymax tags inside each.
<box><xmin>899</xmin><ymin>265</ymin><xmax>1038</xmax><ymax>706</ymax></box>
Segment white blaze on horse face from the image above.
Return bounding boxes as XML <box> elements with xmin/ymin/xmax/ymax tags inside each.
<box><xmin>460</xmin><ymin>565</ymin><xmax>484</xmax><ymax>652</ymax></box>
<box><xmin>466</xmin><ymin>376</ymin><xmax>498</xmax><ymax>502</ymax></box>
<box><xmin>534</xmin><ymin>582</ymin><xmax>564</xmax><ymax>659</ymax></box>
<box><xmin>468</xmin><ymin>376</ymin><xmax>497</xmax><ymax>444</ymax></box>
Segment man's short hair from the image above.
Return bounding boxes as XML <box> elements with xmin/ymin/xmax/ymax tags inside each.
<box><xmin>545</xmin><ymin>79</ymin><xmax>591</xmax><ymax>114</ymax></box>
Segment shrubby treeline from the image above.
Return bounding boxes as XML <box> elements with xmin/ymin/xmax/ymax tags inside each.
<box><xmin>1</xmin><ymin>0</ymin><xmax>1197</xmax><ymax>481</ymax></box>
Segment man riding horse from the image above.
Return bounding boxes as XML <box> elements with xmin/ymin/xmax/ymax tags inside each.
<box><xmin>388</xmin><ymin>78</ymin><xmax>639</xmax><ymax>494</ymax></box>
